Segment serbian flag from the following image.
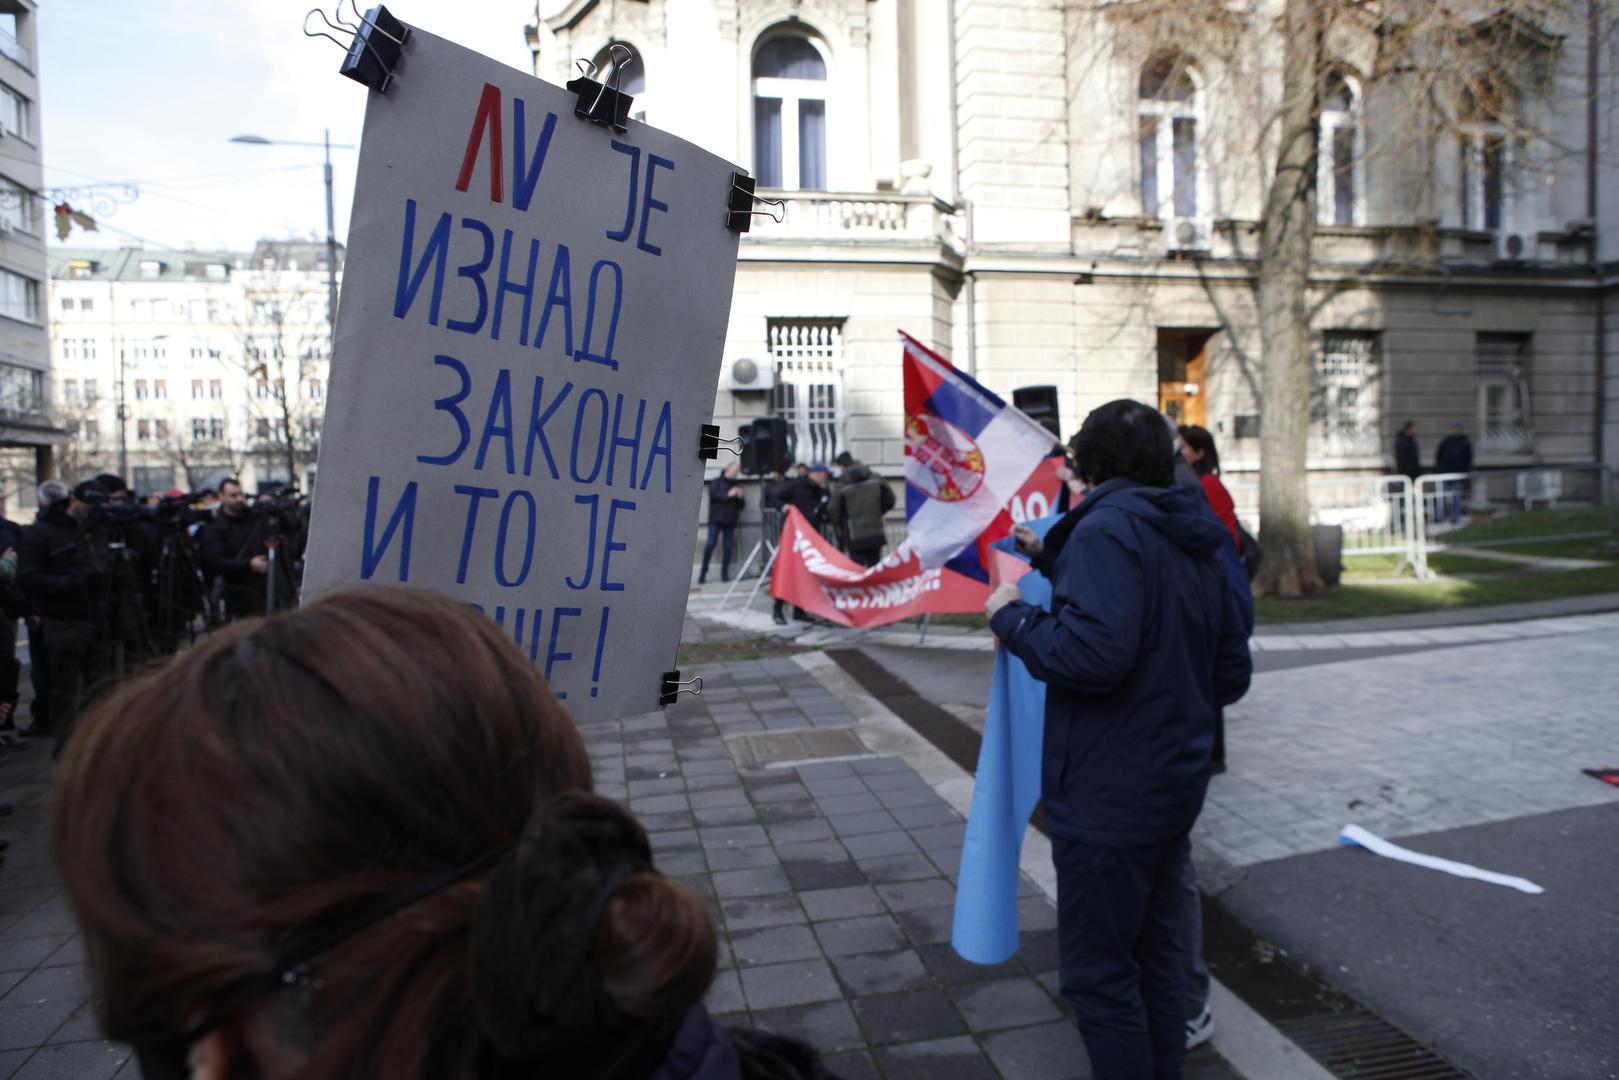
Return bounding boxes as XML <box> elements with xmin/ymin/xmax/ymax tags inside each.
<box><xmin>902</xmin><ymin>332</ymin><xmax>1056</xmax><ymax>571</ymax></box>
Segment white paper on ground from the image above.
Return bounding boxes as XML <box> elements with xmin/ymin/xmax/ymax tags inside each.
<box><xmin>1339</xmin><ymin>824</ymin><xmax>1544</xmax><ymax>895</ymax></box>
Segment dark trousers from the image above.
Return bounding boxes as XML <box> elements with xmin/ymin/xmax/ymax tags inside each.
<box><xmin>848</xmin><ymin>540</ymin><xmax>883</xmax><ymax>568</ymax></box>
<box><xmin>25</xmin><ymin>617</ymin><xmax>49</xmax><ymax>733</ymax></box>
<box><xmin>1054</xmin><ymin>833</ymin><xmax>1190</xmax><ymax>1080</ymax></box>
<box><xmin>772</xmin><ymin>598</ymin><xmax>812</xmax><ymax>621</ymax></box>
<box><xmin>44</xmin><ymin>619</ymin><xmax>108</xmax><ymax>757</ymax></box>
<box><xmin>701</xmin><ymin>522</ymin><xmax>736</xmax><ymax>581</ymax></box>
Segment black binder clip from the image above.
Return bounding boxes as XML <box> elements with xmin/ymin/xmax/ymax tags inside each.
<box><xmin>726</xmin><ymin>173</ymin><xmax>786</xmax><ymax>232</ymax></box>
<box><xmin>699</xmin><ymin>424</ymin><xmax>743</xmax><ymax>461</ymax></box>
<box><xmin>660</xmin><ymin>670</ymin><xmax>703</xmax><ymax>707</ymax></box>
<box><xmin>568</xmin><ymin>45</ymin><xmax>635</xmax><ymax>133</ymax></box>
<box><xmin>305</xmin><ymin>3</ymin><xmax>409</xmax><ymax>94</ymax></box>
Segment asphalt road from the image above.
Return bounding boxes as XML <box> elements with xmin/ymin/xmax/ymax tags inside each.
<box><xmin>1220</xmin><ymin>803</ymin><xmax>1619</xmax><ymax>1080</ymax></box>
<box><xmin>854</xmin><ymin>640</ymin><xmax>1619</xmax><ymax>1080</ymax></box>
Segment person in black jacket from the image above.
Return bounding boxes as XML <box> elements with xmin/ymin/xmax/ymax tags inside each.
<box><xmin>1434</xmin><ymin>423</ymin><xmax>1474</xmax><ymax>524</ymax></box>
<box><xmin>772</xmin><ymin>465</ymin><xmax>832</xmax><ymax>625</ymax></box>
<box><xmin>19</xmin><ymin>480</ymin><xmax>114</xmax><ymax>756</ymax></box>
<box><xmin>0</xmin><ymin>502</ymin><xmax>24</xmax><ymax>747</ymax></box>
<box><xmin>984</xmin><ymin>400</ymin><xmax>1252</xmax><ymax>1080</ymax></box>
<box><xmin>830</xmin><ymin>465</ymin><xmax>896</xmax><ymax>567</ymax></box>
<box><xmin>200</xmin><ymin>478</ymin><xmax>267</xmax><ymax>621</ymax></box>
<box><xmin>1394</xmin><ymin>421</ymin><xmax>1421</xmax><ymax>481</ymax></box>
<box><xmin>699</xmin><ymin>464</ymin><xmax>746</xmax><ymax>584</ymax></box>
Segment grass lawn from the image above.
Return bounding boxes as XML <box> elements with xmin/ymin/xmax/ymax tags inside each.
<box><xmin>679</xmin><ymin>636</ymin><xmax>814</xmax><ymax>666</ymax></box>
<box><xmin>1442</xmin><ymin>507</ymin><xmax>1615</xmax><ymax>545</ymax></box>
<box><xmin>1340</xmin><ymin>551</ymin><xmax>1509</xmax><ymax>579</ymax></box>
<box><xmin>1256</xmin><ymin>561</ymin><xmax>1619</xmax><ymax>623</ymax></box>
<box><xmin>1471</xmin><ymin>536</ymin><xmax>1619</xmax><ymax>562</ymax></box>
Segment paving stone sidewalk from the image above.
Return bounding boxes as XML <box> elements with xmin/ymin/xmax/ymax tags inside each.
<box><xmin>591</xmin><ymin>656</ymin><xmax>1095</xmax><ymax>1080</ymax></box>
<box><xmin>0</xmin><ymin>742</ymin><xmax>125</xmax><ymax>1079</ymax></box>
<box><xmin>0</xmin><ymin>651</ymin><xmax>1244</xmax><ymax>1078</ymax></box>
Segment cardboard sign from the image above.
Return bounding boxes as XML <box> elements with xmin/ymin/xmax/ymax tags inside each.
<box><xmin>303</xmin><ymin>27</ymin><xmax>742</xmax><ymax>721</ymax></box>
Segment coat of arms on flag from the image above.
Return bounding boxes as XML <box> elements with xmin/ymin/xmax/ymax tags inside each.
<box><xmin>906</xmin><ymin>412</ymin><xmax>986</xmax><ymax>502</ymax></box>
<box><xmin>901</xmin><ymin>332</ymin><xmax>1056</xmax><ymax>570</ymax></box>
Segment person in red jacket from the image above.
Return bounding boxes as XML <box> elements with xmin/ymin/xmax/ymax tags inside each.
<box><xmin>1177</xmin><ymin>425</ymin><xmax>1240</xmax><ymax>552</ymax></box>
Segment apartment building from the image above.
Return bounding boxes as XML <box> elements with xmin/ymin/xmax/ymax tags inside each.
<box><xmin>0</xmin><ymin>0</ymin><xmax>59</xmax><ymax>510</ymax></box>
<box><xmin>46</xmin><ymin>241</ymin><xmax>339</xmax><ymax>504</ymax></box>
<box><xmin>528</xmin><ymin>0</ymin><xmax>1619</xmax><ymax>487</ymax></box>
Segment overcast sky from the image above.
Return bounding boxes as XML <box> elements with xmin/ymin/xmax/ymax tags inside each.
<box><xmin>38</xmin><ymin>0</ymin><xmax>535</xmax><ymax>254</ymax></box>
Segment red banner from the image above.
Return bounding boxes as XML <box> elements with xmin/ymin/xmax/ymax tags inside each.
<box><xmin>769</xmin><ymin>507</ymin><xmax>1027</xmax><ymax>628</ymax></box>
<box><xmin>1010</xmin><ymin>456</ymin><xmax>1066</xmax><ymax>524</ymax></box>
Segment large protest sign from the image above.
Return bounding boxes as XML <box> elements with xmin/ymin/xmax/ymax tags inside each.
<box><xmin>303</xmin><ymin>26</ymin><xmax>742</xmax><ymax>721</ymax></box>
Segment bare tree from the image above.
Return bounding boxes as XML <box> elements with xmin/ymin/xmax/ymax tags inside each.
<box><xmin>152</xmin><ymin>405</ymin><xmax>239</xmax><ymax>492</ymax></box>
<box><xmin>219</xmin><ymin>273</ymin><xmax>327</xmax><ymax>489</ymax></box>
<box><xmin>54</xmin><ymin>400</ymin><xmax>110</xmax><ymax>485</ymax></box>
<box><xmin>1082</xmin><ymin>0</ymin><xmax>1605</xmax><ymax>596</ymax></box>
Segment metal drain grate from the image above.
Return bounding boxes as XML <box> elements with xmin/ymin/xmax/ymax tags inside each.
<box><xmin>1278</xmin><ymin>1012</ymin><xmax>1472</xmax><ymax>1079</ymax></box>
<box><xmin>725</xmin><ymin>726</ymin><xmax>868</xmax><ymax>769</ymax></box>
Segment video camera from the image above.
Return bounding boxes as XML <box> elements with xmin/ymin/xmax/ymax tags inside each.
<box><xmin>155</xmin><ymin>492</ymin><xmax>214</xmax><ymax>528</ymax></box>
<box><xmin>251</xmin><ymin>484</ymin><xmax>302</xmax><ymax>513</ymax></box>
<box><xmin>78</xmin><ymin>488</ymin><xmax>145</xmax><ymax>529</ymax></box>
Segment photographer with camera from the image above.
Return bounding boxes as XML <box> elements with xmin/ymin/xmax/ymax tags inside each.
<box><xmin>201</xmin><ymin>478</ymin><xmax>268</xmax><ymax>621</ymax></box>
<box><xmin>18</xmin><ymin>480</ymin><xmax>115</xmax><ymax>756</ymax></box>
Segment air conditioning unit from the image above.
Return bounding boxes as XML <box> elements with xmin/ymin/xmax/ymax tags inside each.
<box><xmin>1167</xmin><ymin>217</ymin><xmax>1213</xmax><ymax>254</ymax></box>
<box><xmin>727</xmin><ymin>356</ymin><xmax>775</xmax><ymax>393</ymax></box>
<box><xmin>1494</xmin><ymin>231</ymin><xmax>1527</xmax><ymax>263</ymax></box>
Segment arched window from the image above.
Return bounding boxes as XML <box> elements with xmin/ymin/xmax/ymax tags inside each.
<box><xmin>1459</xmin><ymin>79</ymin><xmax>1515</xmax><ymax>232</ymax></box>
<box><xmin>1138</xmin><ymin>53</ymin><xmax>1200</xmax><ymax>219</ymax></box>
<box><xmin>752</xmin><ymin>34</ymin><xmax>828</xmax><ymax>191</ymax></box>
<box><xmin>593</xmin><ymin>42</ymin><xmax>646</xmax><ymax>122</ymax></box>
<box><xmin>1318</xmin><ymin>69</ymin><xmax>1362</xmax><ymax>226</ymax></box>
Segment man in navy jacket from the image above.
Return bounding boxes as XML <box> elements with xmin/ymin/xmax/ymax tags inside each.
<box><xmin>985</xmin><ymin>399</ymin><xmax>1252</xmax><ymax>1080</ymax></box>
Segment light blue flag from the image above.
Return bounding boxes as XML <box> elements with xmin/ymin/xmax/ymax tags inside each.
<box><xmin>951</xmin><ymin>512</ymin><xmax>1064</xmax><ymax>964</ymax></box>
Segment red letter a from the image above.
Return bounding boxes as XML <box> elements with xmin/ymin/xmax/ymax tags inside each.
<box><xmin>455</xmin><ymin>82</ymin><xmax>504</xmax><ymax>203</ymax></box>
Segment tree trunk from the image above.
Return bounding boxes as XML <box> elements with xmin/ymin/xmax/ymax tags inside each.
<box><xmin>277</xmin><ymin>363</ymin><xmax>298</xmax><ymax>487</ymax></box>
<box><xmin>1254</xmin><ymin>0</ymin><xmax>1326</xmax><ymax>599</ymax></box>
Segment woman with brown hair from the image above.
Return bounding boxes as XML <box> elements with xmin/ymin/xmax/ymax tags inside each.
<box><xmin>1176</xmin><ymin>424</ymin><xmax>1240</xmax><ymax>552</ymax></box>
<box><xmin>51</xmin><ymin>587</ymin><xmax>829</xmax><ymax>1080</ymax></box>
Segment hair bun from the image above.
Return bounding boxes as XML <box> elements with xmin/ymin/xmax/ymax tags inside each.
<box><xmin>469</xmin><ymin>792</ymin><xmax>652</xmax><ymax>1061</ymax></box>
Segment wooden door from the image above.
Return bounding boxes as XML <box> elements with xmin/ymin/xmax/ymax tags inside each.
<box><xmin>1158</xmin><ymin>342</ymin><xmax>1208</xmax><ymax>428</ymax></box>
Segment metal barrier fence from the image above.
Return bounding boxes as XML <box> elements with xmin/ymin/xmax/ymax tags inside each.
<box><xmin>1413</xmin><ymin>464</ymin><xmax>1617</xmax><ymax>575</ymax></box>
<box><xmin>1226</xmin><ymin>474</ymin><xmax>1419</xmax><ymax>573</ymax></box>
<box><xmin>701</xmin><ymin>465</ymin><xmax>1615</xmax><ymax>583</ymax></box>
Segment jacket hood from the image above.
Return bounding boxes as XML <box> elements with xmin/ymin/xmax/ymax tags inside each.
<box><xmin>1083</xmin><ymin>479</ymin><xmax>1228</xmax><ymax>558</ymax></box>
<box><xmin>844</xmin><ymin>464</ymin><xmax>873</xmax><ymax>483</ymax></box>
<box><xmin>41</xmin><ymin>501</ymin><xmax>77</xmax><ymax>528</ymax></box>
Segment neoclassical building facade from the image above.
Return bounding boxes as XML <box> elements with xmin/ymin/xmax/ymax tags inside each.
<box><xmin>529</xmin><ymin>0</ymin><xmax>1619</xmax><ymax>490</ymax></box>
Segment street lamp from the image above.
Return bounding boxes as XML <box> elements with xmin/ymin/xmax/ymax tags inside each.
<box><xmin>229</xmin><ymin>131</ymin><xmax>355</xmax><ymax>356</ymax></box>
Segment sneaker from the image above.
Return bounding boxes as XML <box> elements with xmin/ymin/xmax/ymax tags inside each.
<box><xmin>1185</xmin><ymin>1004</ymin><xmax>1215</xmax><ymax>1050</ymax></box>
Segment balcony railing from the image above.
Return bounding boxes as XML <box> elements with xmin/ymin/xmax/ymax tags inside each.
<box><xmin>0</xmin><ymin>28</ymin><xmax>29</xmax><ymax>70</ymax></box>
<box><xmin>746</xmin><ymin>190</ymin><xmax>962</xmax><ymax>250</ymax></box>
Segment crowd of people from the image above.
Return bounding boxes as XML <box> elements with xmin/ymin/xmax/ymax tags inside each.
<box><xmin>0</xmin><ymin>473</ymin><xmax>307</xmax><ymax>764</ymax></box>
<box><xmin>19</xmin><ymin>401</ymin><xmax>1255</xmax><ymax>1080</ymax></box>
<box><xmin>698</xmin><ymin>451</ymin><xmax>897</xmax><ymax>626</ymax></box>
